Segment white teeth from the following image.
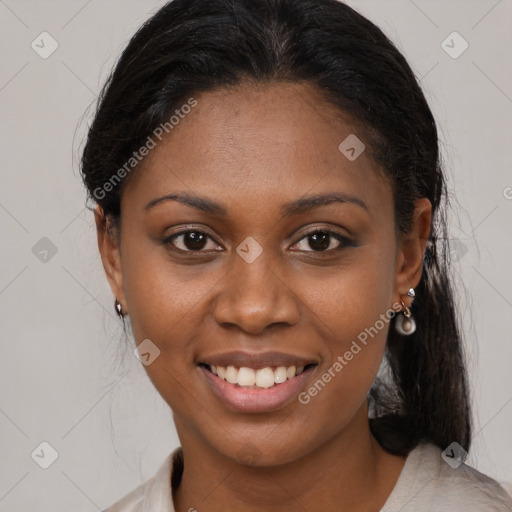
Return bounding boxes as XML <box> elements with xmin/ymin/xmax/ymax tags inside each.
<box><xmin>217</xmin><ymin>365</ymin><xmax>226</xmax><ymax>380</ymax></box>
<box><xmin>225</xmin><ymin>365</ymin><xmax>238</xmax><ymax>384</ymax></box>
<box><xmin>208</xmin><ymin>363</ymin><xmax>311</xmax><ymax>388</ymax></box>
<box><xmin>237</xmin><ymin>367</ymin><xmax>256</xmax><ymax>387</ymax></box>
<box><xmin>274</xmin><ymin>366</ymin><xmax>287</xmax><ymax>383</ymax></box>
<box><xmin>255</xmin><ymin>368</ymin><xmax>275</xmax><ymax>388</ymax></box>
<box><xmin>286</xmin><ymin>366</ymin><xmax>296</xmax><ymax>379</ymax></box>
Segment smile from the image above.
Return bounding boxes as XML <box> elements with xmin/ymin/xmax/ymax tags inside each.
<box><xmin>198</xmin><ymin>355</ymin><xmax>318</xmax><ymax>413</ymax></box>
<box><xmin>203</xmin><ymin>363</ymin><xmax>314</xmax><ymax>389</ymax></box>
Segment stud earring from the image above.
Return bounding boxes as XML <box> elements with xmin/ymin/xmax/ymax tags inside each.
<box><xmin>395</xmin><ymin>288</ymin><xmax>416</xmax><ymax>335</ymax></box>
<box><xmin>114</xmin><ymin>298</ymin><xmax>124</xmax><ymax>318</ymax></box>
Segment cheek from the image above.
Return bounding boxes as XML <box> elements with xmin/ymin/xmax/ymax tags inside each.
<box><xmin>295</xmin><ymin>246</ymin><xmax>396</xmax><ymax>413</ymax></box>
<box><xmin>121</xmin><ymin>235</ymin><xmax>217</xmax><ymax>342</ymax></box>
<box><xmin>303</xmin><ymin>241</ymin><xmax>396</xmax><ymax>349</ymax></box>
<box><xmin>293</xmin><ymin>295</ymin><xmax>392</xmax><ymax>452</ymax></box>
<box><xmin>304</xmin><ymin>288</ymin><xmax>392</xmax><ymax>405</ymax></box>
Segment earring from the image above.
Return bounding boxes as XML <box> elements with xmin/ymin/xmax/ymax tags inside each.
<box><xmin>114</xmin><ymin>298</ymin><xmax>124</xmax><ymax>318</ymax></box>
<box><xmin>395</xmin><ymin>288</ymin><xmax>416</xmax><ymax>335</ymax></box>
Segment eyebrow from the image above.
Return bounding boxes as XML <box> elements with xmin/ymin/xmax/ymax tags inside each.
<box><xmin>145</xmin><ymin>192</ymin><xmax>226</xmax><ymax>215</ymax></box>
<box><xmin>144</xmin><ymin>191</ymin><xmax>369</xmax><ymax>216</ymax></box>
<box><xmin>281</xmin><ymin>192</ymin><xmax>369</xmax><ymax>216</ymax></box>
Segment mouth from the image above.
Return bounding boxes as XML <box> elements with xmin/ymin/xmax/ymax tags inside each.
<box><xmin>197</xmin><ymin>354</ymin><xmax>319</xmax><ymax>413</ymax></box>
<box><xmin>199</xmin><ymin>362</ymin><xmax>318</xmax><ymax>389</ymax></box>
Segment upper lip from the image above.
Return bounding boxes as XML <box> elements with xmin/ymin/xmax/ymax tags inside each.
<box><xmin>199</xmin><ymin>351</ymin><xmax>318</xmax><ymax>369</ymax></box>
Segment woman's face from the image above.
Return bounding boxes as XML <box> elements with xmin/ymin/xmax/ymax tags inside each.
<box><xmin>97</xmin><ymin>81</ymin><xmax>429</xmax><ymax>465</ymax></box>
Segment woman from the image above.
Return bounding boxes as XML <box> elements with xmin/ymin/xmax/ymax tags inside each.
<box><xmin>80</xmin><ymin>0</ymin><xmax>512</xmax><ymax>510</ymax></box>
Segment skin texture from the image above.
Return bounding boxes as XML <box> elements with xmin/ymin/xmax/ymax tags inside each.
<box><xmin>95</xmin><ymin>81</ymin><xmax>432</xmax><ymax>511</ymax></box>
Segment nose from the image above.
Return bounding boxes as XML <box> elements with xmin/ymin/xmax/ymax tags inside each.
<box><xmin>212</xmin><ymin>251</ymin><xmax>300</xmax><ymax>335</ymax></box>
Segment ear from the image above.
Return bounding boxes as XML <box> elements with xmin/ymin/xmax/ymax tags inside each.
<box><xmin>393</xmin><ymin>198</ymin><xmax>432</xmax><ymax>308</ymax></box>
<box><xmin>94</xmin><ymin>205</ymin><xmax>126</xmax><ymax>313</ymax></box>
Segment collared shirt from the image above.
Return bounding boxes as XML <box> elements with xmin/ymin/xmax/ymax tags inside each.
<box><xmin>103</xmin><ymin>442</ymin><xmax>512</xmax><ymax>511</ymax></box>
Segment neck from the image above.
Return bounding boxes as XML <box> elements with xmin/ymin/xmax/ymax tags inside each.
<box><xmin>173</xmin><ymin>405</ymin><xmax>406</xmax><ymax>512</ymax></box>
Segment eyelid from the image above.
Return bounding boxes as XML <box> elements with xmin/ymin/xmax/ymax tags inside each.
<box><xmin>163</xmin><ymin>227</ymin><xmax>223</xmax><ymax>253</ymax></box>
<box><xmin>290</xmin><ymin>227</ymin><xmax>352</xmax><ymax>252</ymax></box>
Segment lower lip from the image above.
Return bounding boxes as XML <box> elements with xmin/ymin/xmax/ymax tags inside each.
<box><xmin>199</xmin><ymin>365</ymin><xmax>316</xmax><ymax>413</ymax></box>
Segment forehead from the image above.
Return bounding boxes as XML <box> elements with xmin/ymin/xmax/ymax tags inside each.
<box><xmin>122</xmin><ymin>81</ymin><xmax>392</xmax><ymax>221</ymax></box>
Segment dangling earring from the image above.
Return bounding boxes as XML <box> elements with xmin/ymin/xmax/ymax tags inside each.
<box><xmin>395</xmin><ymin>288</ymin><xmax>416</xmax><ymax>335</ymax></box>
<box><xmin>114</xmin><ymin>298</ymin><xmax>124</xmax><ymax>318</ymax></box>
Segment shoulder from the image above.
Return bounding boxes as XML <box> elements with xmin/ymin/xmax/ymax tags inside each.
<box><xmin>102</xmin><ymin>447</ymin><xmax>182</xmax><ymax>512</ymax></box>
<box><xmin>432</xmin><ymin>446</ymin><xmax>512</xmax><ymax>511</ymax></box>
<box><xmin>382</xmin><ymin>442</ymin><xmax>512</xmax><ymax>512</ymax></box>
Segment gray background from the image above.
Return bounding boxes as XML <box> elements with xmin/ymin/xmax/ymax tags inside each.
<box><xmin>1</xmin><ymin>0</ymin><xmax>511</xmax><ymax>509</ymax></box>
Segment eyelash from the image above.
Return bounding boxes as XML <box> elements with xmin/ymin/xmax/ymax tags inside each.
<box><xmin>162</xmin><ymin>228</ymin><xmax>353</xmax><ymax>255</ymax></box>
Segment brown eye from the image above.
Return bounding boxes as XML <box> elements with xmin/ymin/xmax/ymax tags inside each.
<box><xmin>165</xmin><ymin>230</ymin><xmax>222</xmax><ymax>252</ymax></box>
<box><xmin>292</xmin><ymin>229</ymin><xmax>350</xmax><ymax>253</ymax></box>
<box><xmin>306</xmin><ymin>231</ymin><xmax>330</xmax><ymax>251</ymax></box>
